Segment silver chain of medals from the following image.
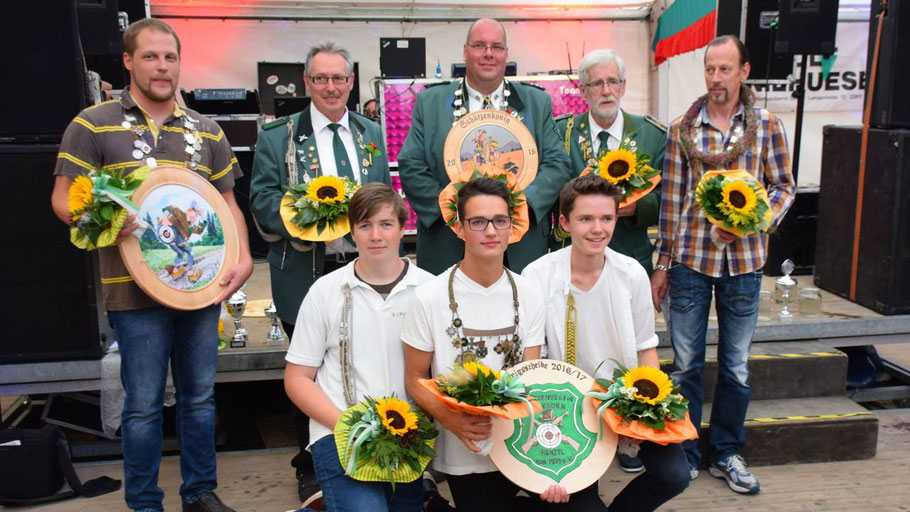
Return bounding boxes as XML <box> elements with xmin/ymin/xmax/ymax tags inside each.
<box><xmin>121</xmin><ymin>110</ymin><xmax>202</xmax><ymax>169</ymax></box>
<box><xmin>452</xmin><ymin>79</ymin><xmax>513</xmax><ymax>125</ymax></box>
<box><xmin>339</xmin><ymin>282</ymin><xmax>357</xmax><ymax>406</ymax></box>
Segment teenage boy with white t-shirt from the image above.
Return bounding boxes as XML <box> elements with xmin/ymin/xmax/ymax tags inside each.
<box><xmin>402</xmin><ymin>177</ymin><xmax>576</xmax><ymax>510</ymax></box>
<box><xmin>522</xmin><ymin>175</ymin><xmax>690</xmax><ymax>511</ymax></box>
<box><xmin>284</xmin><ymin>183</ymin><xmax>434</xmax><ymax>511</ymax></box>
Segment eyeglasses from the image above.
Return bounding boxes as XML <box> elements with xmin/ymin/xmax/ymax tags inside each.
<box><xmin>464</xmin><ymin>216</ymin><xmax>512</xmax><ymax>231</ymax></box>
<box><xmin>467</xmin><ymin>43</ymin><xmax>508</xmax><ymax>54</ymax></box>
<box><xmin>308</xmin><ymin>75</ymin><xmax>351</xmax><ymax>85</ymax></box>
<box><xmin>583</xmin><ymin>78</ymin><xmax>625</xmax><ymax>91</ymax></box>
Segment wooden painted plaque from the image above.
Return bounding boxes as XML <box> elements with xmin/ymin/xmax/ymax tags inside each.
<box><xmin>119</xmin><ymin>166</ymin><xmax>240</xmax><ymax>310</ymax></box>
<box><xmin>490</xmin><ymin>360</ymin><xmax>617</xmax><ymax>494</ymax></box>
<box><xmin>443</xmin><ymin>109</ymin><xmax>538</xmax><ymax>190</ymax></box>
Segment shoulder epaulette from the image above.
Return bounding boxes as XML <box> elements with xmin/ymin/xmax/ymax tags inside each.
<box><xmin>522</xmin><ymin>82</ymin><xmax>546</xmax><ymax>91</ymax></box>
<box><xmin>554</xmin><ymin>113</ymin><xmax>572</xmax><ymax>123</ymax></box>
<box><xmin>423</xmin><ymin>80</ymin><xmax>451</xmax><ymax>89</ymax></box>
<box><xmin>644</xmin><ymin>114</ymin><xmax>668</xmax><ymax>132</ymax></box>
<box><xmin>261</xmin><ymin>116</ymin><xmax>290</xmax><ymax>130</ymax></box>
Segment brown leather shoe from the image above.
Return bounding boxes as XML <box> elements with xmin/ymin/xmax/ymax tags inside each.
<box><xmin>182</xmin><ymin>492</ymin><xmax>236</xmax><ymax>512</ymax></box>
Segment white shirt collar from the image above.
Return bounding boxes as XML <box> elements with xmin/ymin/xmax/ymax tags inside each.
<box><xmin>340</xmin><ymin>258</ymin><xmax>421</xmax><ymax>294</ymax></box>
<box><xmin>311</xmin><ymin>106</ymin><xmax>350</xmax><ymax>134</ymax></box>
<box><xmin>588</xmin><ymin>109</ymin><xmax>624</xmax><ymax>146</ymax></box>
<box><xmin>464</xmin><ymin>79</ymin><xmax>505</xmax><ymax>110</ymax></box>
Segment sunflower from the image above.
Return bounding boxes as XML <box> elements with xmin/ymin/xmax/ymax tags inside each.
<box><xmin>462</xmin><ymin>361</ymin><xmax>501</xmax><ymax>380</ymax></box>
<box><xmin>621</xmin><ymin>366</ymin><xmax>674</xmax><ymax>405</ymax></box>
<box><xmin>375</xmin><ymin>397</ymin><xmax>419</xmax><ymax>436</ymax></box>
<box><xmin>68</xmin><ymin>175</ymin><xmax>94</xmax><ymax>219</ymax></box>
<box><xmin>720</xmin><ymin>179</ymin><xmax>758</xmax><ymax>214</ymax></box>
<box><xmin>597</xmin><ymin>148</ymin><xmax>637</xmax><ymax>185</ymax></box>
<box><xmin>305</xmin><ymin>175</ymin><xmax>347</xmax><ymax>203</ymax></box>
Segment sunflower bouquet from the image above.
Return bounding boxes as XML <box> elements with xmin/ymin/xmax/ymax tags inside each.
<box><xmin>586</xmin><ymin>361</ymin><xmax>697</xmax><ymax>445</ymax></box>
<box><xmin>694</xmin><ymin>169</ymin><xmax>772</xmax><ymax>237</ymax></box>
<box><xmin>280</xmin><ymin>175</ymin><xmax>359</xmax><ymax>242</ymax></box>
<box><xmin>581</xmin><ymin>139</ymin><xmax>661</xmax><ymax>206</ymax></box>
<box><xmin>334</xmin><ymin>396</ymin><xmax>438</xmax><ymax>484</ymax></box>
<box><xmin>67</xmin><ymin>167</ymin><xmax>151</xmax><ymax>250</ymax></box>
<box><xmin>419</xmin><ymin>362</ymin><xmax>539</xmax><ymax>454</ymax></box>
<box><xmin>439</xmin><ymin>169</ymin><xmax>529</xmax><ymax>244</ymax></box>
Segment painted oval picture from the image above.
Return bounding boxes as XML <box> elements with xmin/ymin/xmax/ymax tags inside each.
<box><xmin>137</xmin><ymin>184</ymin><xmax>226</xmax><ymax>291</ymax></box>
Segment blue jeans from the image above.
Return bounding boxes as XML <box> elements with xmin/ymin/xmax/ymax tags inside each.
<box><xmin>667</xmin><ymin>263</ymin><xmax>761</xmax><ymax>468</ymax></box>
<box><xmin>303</xmin><ymin>434</ymin><xmax>423</xmax><ymax>512</ymax></box>
<box><xmin>110</xmin><ymin>304</ymin><xmax>220</xmax><ymax>511</ymax></box>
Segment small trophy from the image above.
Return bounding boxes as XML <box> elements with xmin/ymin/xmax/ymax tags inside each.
<box><xmin>226</xmin><ymin>290</ymin><xmax>248</xmax><ymax>347</ymax></box>
<box><xmin>265</xmin><ymin>302</ymin><xmax>287</xmax><ymax>346</ymax></box>
<box><xmin>775</xmin><ymin>259</ymin><xmax>797</xmax><ymax>322</ymax></box>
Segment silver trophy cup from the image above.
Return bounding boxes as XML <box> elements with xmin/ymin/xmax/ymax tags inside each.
<box><xmin>265</xmin><ymin>302</ymin><xmax>287</xmax><ymax>345</ymax></box>
<box><xmin>226</xmin><ymin>290</ymin><xmax>248</xmax><ymax>347</ymax></box>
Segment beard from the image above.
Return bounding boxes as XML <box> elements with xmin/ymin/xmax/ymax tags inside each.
<box><xmin>591</xmin><ymin>99</ymin><xmax>619</xmax><ymax>124</ymax></box>
<box><xmin>135</xmin><ymin>77</ymin><xmax>176</xmax><ymax>103</ymax></box>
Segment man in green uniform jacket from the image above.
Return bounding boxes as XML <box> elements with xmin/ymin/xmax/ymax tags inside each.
<box><xmin>398</xmin><ymin>18</ymin><xmax>571</xmax><ymax>275</ymax></box>
<box><xmin>555</xmin><ymin>49</ymin><xmax>667</xmax><ymax>275</ymax></box>
<box><xmin>249</xmin><ymin>40</ymin><xmax>389</xmax><ymax>505</ymax></box>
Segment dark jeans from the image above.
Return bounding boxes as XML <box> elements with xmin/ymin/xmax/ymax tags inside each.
<box><xmin>608</xmin><ymin>441</ymin><xmax>690</xmax><ymax>512</ymax></box>
<box><xmin>668</xmin><ymin>262</ymin><xmax>761</xmax><ymax>467</ymax></box>
<box><xmin>283</xmin><ymin>320</ymin><xmax>315</xmax><ymax>479</ymax></box>
<box><xmin>446</xmin><ymin>471</ymin><xmax>606</xmax><ymax>512</ymax></box>
<box><xmin>110</xmin><ymin>305</ymin><xmax>220</xmax><ymax>511</ymax></box>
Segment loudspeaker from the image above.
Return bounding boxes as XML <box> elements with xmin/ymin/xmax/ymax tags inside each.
<box><xmin>380</xmin><ymin>38</ymin><xmax>426</xmax><ymax>78</ymax></box>
<box><xmin>775</xmin><ymin>0</ymin><xmax>840</xmax><ymax>56</ymax></box>
<box><xmin>765</xmin><ymin>190</ymin><xmax>818</xmax><ymax>276</ymax></box>
<box><xmin>0</xmin><ymin>146</ymin><xmax>105</xmax><ymax>363</ymax></box>
<box><xmin>739</xmin><ymin>0</ymin><xmax>792</xmax><ymax>81</ymax></box>
<box><xmin>77</xmin><ymin>0</ymin><xmax>128</xmax><ymax>89</ymax></box>
<box><xmin>0</xmin><ymin>1</ymin><xmax>87</xmax><ymax>142</ymax></box>
<box><xmin>866</xmin><ymin>0</ymin><xmax>910</xmax><ymax>128</ymax></box>
<box><xmin>815</xmin><ymin>126</ymin><xmax>910</xmax><ymax>315</ymax></box>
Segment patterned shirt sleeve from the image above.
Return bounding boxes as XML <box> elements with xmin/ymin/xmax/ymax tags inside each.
<box><xmin>54</xmin><ymin>112</ymin><xmax>101</xmax><ymax>178</ymax></box>
<box><xmin>762</xmin><ymin>113</ymin><xmax>796</xmax><ymax>230</ymax></box>
<box><xmin>656</xmin><ymin>118</ymin><xmax>687</xmax><ymax>259</ymax></box>
<box><xmin>204</xmin><ymin>121</ymin><xmax>241</xmax><ymax>192</ymax></box>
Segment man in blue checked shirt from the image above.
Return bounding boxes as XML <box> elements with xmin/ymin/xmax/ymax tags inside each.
<box><xmin>650</xmin><ymin>35</ymin><xmax>795</xmax><ymax>495</ymax></box>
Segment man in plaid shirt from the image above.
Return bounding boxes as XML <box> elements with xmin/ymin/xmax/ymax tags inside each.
<box><xmin>650</xmin><ymin>35</ymin><xmax>795</xmax><ymax>495</ymax></box>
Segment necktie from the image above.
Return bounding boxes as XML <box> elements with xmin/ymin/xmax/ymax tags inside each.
<box><xmin>328</xmin><ymin>123</ymin><xmax>354</xmax><ymax>180</ymax></box>
<box><xmin>482</xmin><ymin>95</ymin><xmax>493</xmax><ymax>110</ymax></box>
<box><xmin>597</xmin><ymin>131</ymin><xmax>611</xmax><ymax>159</ymax></box>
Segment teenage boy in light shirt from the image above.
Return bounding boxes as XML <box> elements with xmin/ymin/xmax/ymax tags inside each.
<box><xmin>284</xmin><ymin>183</ymin><xmax>434</xmax><ymax>511</ymax></box>
<box><xmin>402</xmin><ymin>177</ymin><xmax>577</xmax><ymax>509</ymax></box>
<box><xmin>522</xmin><ymin>175</ymin><xmax>690</xmax><ymax>511</ymax></box>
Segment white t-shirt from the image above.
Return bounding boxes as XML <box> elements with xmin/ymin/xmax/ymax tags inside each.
<box><xmin>400</xmin><ymin>265</ymin><xmax>545</xmax><ymax>475</ymax></box>
<box><xmin>286</xmin><ymin>259</ymin><xmax>434</xmax><ymax>445</ymax></box>
<box><xmin>522</xmin><ymin>246</ymin><xmax>658</xmax><ymax>380</ymax></box>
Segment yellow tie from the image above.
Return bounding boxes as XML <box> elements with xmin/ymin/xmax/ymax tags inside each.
<box><xmin>565</xmin><ymin>292</ymin><xmax>577</xmax><ymax>365</ymax></box>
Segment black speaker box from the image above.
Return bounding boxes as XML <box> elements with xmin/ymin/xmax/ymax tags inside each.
<box><xmin>765</xmin><ymin>190</ymin><xmax>818</xmax><ymax>276</ymax></box>
<box><xmin>815</xmin><ymin>125</ymin><xmax>910</xmax><ymax>315</ymax></box>
<box><xmin>380</xmin><ymin>38</ymin><xmax>426</xmax><ymax>78</ymax></box>
<box><xmin>0</xmin><ymin>1</ymin><xmax>87</xmax><ymax>142</ymax></box>
<box><xmin>775</xmin><ymin>0</ymin><xmax>840</xmax><ymax>56</ymax></box>
<box><xmin>77</xmin><ymin>0</ymin><xmax>128</xmax><ymax>89</ymax></box>
<box><xmin>0</xmin><ymin>146</ymin><xmax>105</xmax><ymax>363</ymax></box>
<box><xmin>866</xmin><ymin>0</ymin><xmax>910</xmax><ymax>128</ymax></box>
<box><xmin>734</xmin><ymin>0</ymin><xmax>793</xmax><ymax>81</ymax></box>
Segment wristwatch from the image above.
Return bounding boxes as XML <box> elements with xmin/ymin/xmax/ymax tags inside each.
<box><xmin>655</xmin><ymin>264</ymin><xmax>670</xmax><ymax>272</ymax></box>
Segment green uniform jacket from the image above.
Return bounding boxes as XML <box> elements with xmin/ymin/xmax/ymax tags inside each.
<box><xmin>249</xmin><ymin>107</ymin><xmax>390</xmax><ymax>323</ymax></box>
<box><xmin>397</xmin><ymin>80</ymin><xmax>571</xmax><ymax>275</ymax></box>
<box><xmin>554</xmin><ymin>110</ymin><xmax>667</xmax><ymax>275</ymax></box>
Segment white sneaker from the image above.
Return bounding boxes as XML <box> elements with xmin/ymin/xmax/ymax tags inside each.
<box><xmin>708</xmin><ymin>455</ymin><xmax>760</xmax><ymax>494</ymax></box>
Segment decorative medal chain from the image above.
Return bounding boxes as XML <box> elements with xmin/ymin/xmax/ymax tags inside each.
<box><xmin>446</xmin><ymin>265</ymin><xmax>523</xmax><ymax>369</ymax></box>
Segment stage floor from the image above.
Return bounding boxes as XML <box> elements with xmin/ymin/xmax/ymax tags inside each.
<box><xmin>20</xmin><ymin>407</ymin><xmax>910</xmax><ymax>511</ymax></box>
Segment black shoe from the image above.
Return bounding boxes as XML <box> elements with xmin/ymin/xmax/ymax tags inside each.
<box><xmin>298</xmin><ymin>473</ymin><xmax>323</xmax><ymax>509</ymax></box>
<box><xmin>182</xmin><ymin>492</ymin><xmax>235</xmax><ymax>512</ymax></box>
<box><xmin>619</xmin><ymin>453</ymin><xmax>645</xmax><ymax>473</ymax></box>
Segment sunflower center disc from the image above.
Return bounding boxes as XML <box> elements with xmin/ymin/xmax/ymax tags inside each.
<box><xmin>387</xmin><ymin>410</ymin><xmax>407</xmax><ymax>430</ymax></box>
<box><xmin>633</xmin><ymin>379</ymin><xmax>660</xmax><ymax>399</ymax></box>
<box><xmin>317</xmin><ymin>186</ymin><xmax>339</xmax><ymax>200</ymax></box>
<box><xmin>729</xmin><ymin>190</ymin><xmax>747</xmax><ymax>209</ymax></box>
<box><xmin>607</xmin><ymin>161</ymin><xmax>630</xmax><ymax>178</ymax></box>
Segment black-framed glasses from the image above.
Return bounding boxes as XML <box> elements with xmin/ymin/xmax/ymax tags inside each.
<box><xmin>308</xmin><ymin>75</ymin><xmax>351</xmax><ymax>85</ymax></box>
<box><xmin>467</xmin><ymin>43</ymin><xmax>508</xmax><ymax>54</ymax></box>
<box><xmin>464</xmin><ymin>216</ymin><xmax>512</xmax><ymax>231</ymax></box>
<box><xmin>583</xmin><ymin>78</ymin><xmax>625</xmax><ymax>91</ymax></box>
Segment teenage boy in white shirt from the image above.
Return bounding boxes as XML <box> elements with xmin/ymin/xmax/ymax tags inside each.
<box><xmin>284</xmin><ymin>183</ymin><xmax>434</xmax><ymax>511</ymax></box>
<box><xmin>523</xmin><ymin>175</ymin><xmax>690</xmax><ymax>511</ymax></box>
<box><xmin>402</xmin><ymin>177</ymin><xmax>574</xmax><ymax>509</ymax></box>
